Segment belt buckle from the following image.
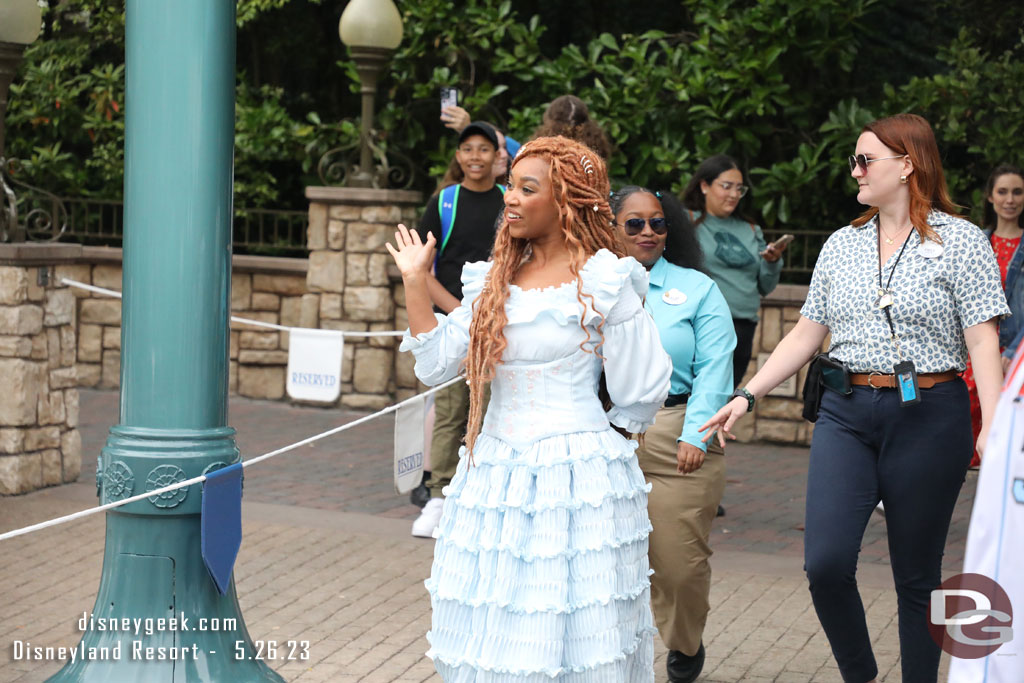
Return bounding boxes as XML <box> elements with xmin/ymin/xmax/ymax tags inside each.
<box><xmin>867</xmin><ymin>372</ymin><xmax>886</xmax><ymax>389</ymax></box>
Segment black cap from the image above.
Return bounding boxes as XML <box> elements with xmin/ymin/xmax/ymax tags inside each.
<box><xmin>458</xmin><ymin>121</ymin><xmax>499</xmax><ymax>149</ymax></box>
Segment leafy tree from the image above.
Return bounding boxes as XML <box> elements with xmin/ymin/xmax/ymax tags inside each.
<box><xmin>4</xmin><ymin>0</ymin><xmax>1023</xmax><ymax>281</ymax></box>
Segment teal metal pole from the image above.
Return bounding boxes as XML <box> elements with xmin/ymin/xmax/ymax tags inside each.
<box><xmin>49</xmin><ymin>1</ymin><xmax>282</xmax><ymax>681</ymax></box>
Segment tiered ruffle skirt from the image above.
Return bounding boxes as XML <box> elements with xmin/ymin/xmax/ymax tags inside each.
<box><xmin>426</xmin><ymin>429</ymin><xmax>656</xmax><ymax>682</ymax></box>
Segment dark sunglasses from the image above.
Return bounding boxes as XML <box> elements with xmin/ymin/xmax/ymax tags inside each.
<box><xmin>620</xmin><ymin>217</ymin><xmax>668</xmax><ymax>236</ymax></box>
<box><xmin>847</xmin><ymin>153</ymin><xmax>904</xmax><ymax>173</ymax></box>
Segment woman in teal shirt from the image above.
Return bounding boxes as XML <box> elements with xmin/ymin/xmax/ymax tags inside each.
<box><xmin>611</xmin><ymin>186</ymin><xmax>736</xmax><ymax>683</ymax></box>
<box><xmin>683</xmin><ymin>155</ymin><xmax>787</xmax><ymax>388</ymax></box>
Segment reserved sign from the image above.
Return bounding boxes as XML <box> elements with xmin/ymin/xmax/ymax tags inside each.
<box><xmin>286</xmin><ymin>329</ymin><xmax>344</xmax><ymax>402</ymax></box>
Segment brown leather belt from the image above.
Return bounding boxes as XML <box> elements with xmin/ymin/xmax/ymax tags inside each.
<box><xmin>850</xmin><ymin>371</ymin><xmax>959</xmax><ymax>389</ymax></box>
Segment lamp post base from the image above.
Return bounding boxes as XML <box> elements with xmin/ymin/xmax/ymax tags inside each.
<box><xmin>47</xmin><ymin>513</ymin><xmax>285</xmax><ymax>683</ymax></box>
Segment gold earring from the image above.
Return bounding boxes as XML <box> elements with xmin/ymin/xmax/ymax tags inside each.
<box><xmin>900</xmin><ymin>175</ymin><xmax>908</xmax><ymax>184</ymax></box>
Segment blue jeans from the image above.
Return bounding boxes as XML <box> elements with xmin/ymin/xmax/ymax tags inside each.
<box><xmin>805</xmin><ymin>380</ymin><xmax>972</xmax><ymax>683</ymax></box>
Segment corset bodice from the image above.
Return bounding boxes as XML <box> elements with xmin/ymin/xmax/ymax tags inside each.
<box><xmin>483</xmin><ymin>349</ymin><xmax>608</xmax><ymax>450</ymax></box>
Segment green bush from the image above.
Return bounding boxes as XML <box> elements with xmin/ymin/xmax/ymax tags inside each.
<box><xmin>5</xmin><ymin>0</ymin><xmax>1022</xmax><ymax>254</ymax></box>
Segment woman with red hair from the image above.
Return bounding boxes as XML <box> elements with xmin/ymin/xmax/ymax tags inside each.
<box><xmin>390</xmin><ymin>136</ymin><xmax>672</xmax><ymax>681</ymax></box>
<box><xmin>701</xmin><ymin>114</ymin><xmax>1007</xmax><ymax>682</ymax></box>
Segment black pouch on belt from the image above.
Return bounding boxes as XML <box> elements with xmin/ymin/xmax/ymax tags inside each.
<box><xmin>801</xmin><ymin>354</ymin><xmax>851</xmax><ymax>422</ymax></box>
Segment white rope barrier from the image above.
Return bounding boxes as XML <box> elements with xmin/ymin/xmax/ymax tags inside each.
<box><xmin>0</xmin><ymin>375</ymin><xmax>461</xmax><ymax>543</ymax></box>
<box><xmin>59</xmin><ymin>279</ymin><xmax>406</xmax><ymax>337</ymax></box>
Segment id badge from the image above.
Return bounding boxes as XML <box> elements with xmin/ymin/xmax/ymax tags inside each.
<box><xmin>894</xmin><ymin>360</ymin><xmax>920</xmax><ymax>406</ymax></box>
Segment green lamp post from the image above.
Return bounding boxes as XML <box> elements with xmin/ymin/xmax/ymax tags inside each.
<box><xmin>338</xmin><ymin>0</ymin><xmax>404</xmax><ymax>188</ymax></box>
<box><xmin>48</xmin><ymin>1</ymin><xmax>282</xmax><ymax>681</ymax></box>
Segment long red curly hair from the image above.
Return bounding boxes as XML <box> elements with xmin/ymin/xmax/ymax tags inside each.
<box><xmin>850</xmin><ymin>113</ymin><xmax>961</xmax><ymax>242</ymax></box>
<box><xmin>463</xmin><ymin>136</ymin><xmax>626</xmax><ymax>457</ymax></box>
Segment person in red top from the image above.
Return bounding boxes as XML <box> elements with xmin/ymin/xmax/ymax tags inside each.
<box><xmin>963</xmin><ymin>164</ymin><xmax>1024</xmax><ymax>465</ymax></box>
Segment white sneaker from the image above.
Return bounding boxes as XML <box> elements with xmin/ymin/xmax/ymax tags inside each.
<box><xmin>412</xmin><ymin>497</ymin><xmax>444</xmax><ymax>538</ymax></box>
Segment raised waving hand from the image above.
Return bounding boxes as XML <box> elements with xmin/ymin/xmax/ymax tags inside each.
<box><xmin>386</xmin><ymin>224</ymin><xmax>436</xmax><ymax>278</ymax></box>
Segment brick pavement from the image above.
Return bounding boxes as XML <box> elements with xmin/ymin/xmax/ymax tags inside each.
<box><xmin>0</xmin><ymin>389</ymin><xmax>970</xmax><ymax>681</ymax></box>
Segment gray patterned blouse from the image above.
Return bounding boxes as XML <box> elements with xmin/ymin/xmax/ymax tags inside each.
<box><xmin>801</xmin><ymin>211</ymin><xmax>1009</xmax><ymax>373</ymax></box>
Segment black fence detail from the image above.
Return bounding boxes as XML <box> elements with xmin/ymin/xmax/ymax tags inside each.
<box><xmin>58</xmin><ymin>197</ymin><xmax>309</xmax><ymax>257</ymax></box>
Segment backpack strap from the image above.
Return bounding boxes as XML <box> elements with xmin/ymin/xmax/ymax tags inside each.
<box><xmin>435</xmin><ymin>184</ymin><xmax>505</xmax><ymax>269</ymax></box>
<box><xmin>435</xmin><ymin>184</ymin><xmax>461</xmax><ymax>270</ymax></box>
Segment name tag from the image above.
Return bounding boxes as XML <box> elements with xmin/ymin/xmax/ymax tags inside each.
<box><xmin>662</xmin><ymin>288</ymin><xmax>687</xmax><ymax>305</ymax></box>
<box><xmin>919</xmin><ymin>241</ymin><xmax>943</xmax><ymax>259</ymax></box>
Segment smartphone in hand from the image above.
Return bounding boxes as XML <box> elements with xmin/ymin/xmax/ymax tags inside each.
<box><xmin>771</xmin><ymin>234</ymin><xmax>795</xmax><ymax>249</ymax></box>
<box><xmin>760</xmin><ymin>234</ymin><xmax>794</xmax><ymax>257</ymax></box>
<box><xmin>440</xmin><ymin>87</ymin><xmax>459</xmax><ymax>111</ymax></box>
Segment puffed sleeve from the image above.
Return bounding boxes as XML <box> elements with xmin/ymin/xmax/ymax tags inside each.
<box><xmin>582</xmin><ymin>251</ymin><xmax>672</xmax><ymax>432</ymax></box>
<box><xmin>952</xmin><ymin>225</ymin><xmax>1010</xmax><ymax>329</ymax></box>
<box><xmin>398</xmin><ymin>261</ymin><xmax>492</xmax><ymax>386</ymax></box>
<box><xmin>800</xmin><ymin>232</ymin><xmax>837</xmax><ymax>326</ymax></box>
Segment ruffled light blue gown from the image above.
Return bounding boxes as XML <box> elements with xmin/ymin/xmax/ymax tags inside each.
<box><xmin>400</xmin><ymin>249</ymin><xmax>672</xmax><ymax>682</ymax></box>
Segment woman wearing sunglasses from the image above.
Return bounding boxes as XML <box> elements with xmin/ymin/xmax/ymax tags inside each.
<box><xmin>682</xmin><ymin>155</ymin><xmax>787</xmax><ymax>390</ymax></box>
<box><xmin>610</xmin><ymin>187</ymin><xmax>735</xmax><ymax>683</ymax></box>
<box><xmin>700</xmin><ymin>114</ymin><xmax>1007</xmax><ymax>683</ymax></box>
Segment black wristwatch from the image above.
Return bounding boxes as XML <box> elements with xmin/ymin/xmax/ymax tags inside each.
<box><xmin>731</xmin><ymin>387</ymin><xmax>755</xmax><ymax>413</ymax></box>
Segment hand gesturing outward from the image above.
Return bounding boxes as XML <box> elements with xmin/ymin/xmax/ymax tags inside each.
<box><xmin>385</xmin><ymin>224</ymin><xmax>436</xmax><ymax>279</ymax></box>
<box><xmin>698</xmin><ymin>397</ymin><xmax>748</xmax><ymax>449</ymax></box>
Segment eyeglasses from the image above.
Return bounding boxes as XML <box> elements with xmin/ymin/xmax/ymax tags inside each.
<box><xmin>619</xmin><ymin>217</ymin><xmax>668</xmax><ymax>236</ymax></box>
<box><xmin>714</xmin><ymin>180</ymin><xmax>748</xmax><ymax>197</ymax></box>
<box><xmin>848</xmin><ymin>154</ymin><xmax>905</xmax><ymax>173</ymax></box>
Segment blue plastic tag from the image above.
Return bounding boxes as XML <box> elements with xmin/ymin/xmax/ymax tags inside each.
<box><xmin>894</xmin><ymin>360</ymin><xmax>920</xmax><ymax>406</ymax></box>
<box><xmin>201</xmin><ymin>463</ymin><xmax>244</xmax><ymax>595</ymax></box>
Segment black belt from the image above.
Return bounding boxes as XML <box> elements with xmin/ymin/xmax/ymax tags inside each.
<box><xmin>664</xmin><ymin>393</ymin><xmax>689</xmax><ymax>408</ymax></box>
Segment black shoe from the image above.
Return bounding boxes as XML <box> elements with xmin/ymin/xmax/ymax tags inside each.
<box><xmin>666</xmin><ymin>643</ymin><xmax>705</xmax><ymax>683</ymax></box>
<box><xmin>409</xmin><ymin>472</ymin><xmax>431</xmax><ymax>508</ymax></box>
<box><xmin>716</xmin><ymin>504</ymin><xmax>725</xmax><ymax>517</ymax></box>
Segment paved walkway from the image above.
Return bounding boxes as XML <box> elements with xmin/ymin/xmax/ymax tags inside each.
<box><xmin>1</xmin><ymin>389</ymin><xmax>972</xmax><ymax>681</ymax></box>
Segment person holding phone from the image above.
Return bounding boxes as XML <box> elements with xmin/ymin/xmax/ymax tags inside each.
<box><xmin>683</xmin><ymin>155</ymin><xmax>788</xmax><ymax>390</ymax></box>
<box><xmin>699</xmin><ymin>114</ymin><xmax>1007</xmax><ymax>683</ymax></box>
<box><xmin>410</xmin><ymin>121</ymin><xmax>506</xmax><ymax>538</ymax></box>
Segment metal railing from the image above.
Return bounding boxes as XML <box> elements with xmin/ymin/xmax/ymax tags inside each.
<box><xmin>763</xmin><ymin>228</ymin><xmax>829</xmax><ymax>285</ymax></box>
<box><xmin>57</xmin><ymin>197</ymin><xmax>309</xmax><ymax>256</ymax></box>
<box><xmin>53</xmin><ymin>196</ymin><xmax>825</xmax><ymax>280</ymax></box>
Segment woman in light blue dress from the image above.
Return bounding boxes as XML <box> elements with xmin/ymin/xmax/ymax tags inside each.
<box><xmin>388</xmin><ymin>136</ymin><xmax>672</xmax><ymax>681</ymax></box>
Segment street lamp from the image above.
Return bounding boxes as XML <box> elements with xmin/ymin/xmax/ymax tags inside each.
<box><xmin>338</xmin><ymin>0</ymin><xmax>403</xmax><ymax>188</ymax></box>
<box><xmin>0</xmin><ymin>0</ymin><xmax>42</xmax><ymax>242</ymax></box>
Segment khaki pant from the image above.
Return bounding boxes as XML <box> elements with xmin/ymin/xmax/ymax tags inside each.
<box><xmin>637</xmin><ymin>404</ymin><xmax>726</xmax><ymax>655</ymax></box>
<box><xmin>427</xmin><ymin>381</ymin><xmax>489</xmax><ymax>499</ymax></box>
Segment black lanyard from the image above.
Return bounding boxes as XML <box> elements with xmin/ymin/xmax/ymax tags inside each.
<box><xmin>877</xmin><ymin>226</ymin><xmax>914</xmax><ymax>359</ymax></box>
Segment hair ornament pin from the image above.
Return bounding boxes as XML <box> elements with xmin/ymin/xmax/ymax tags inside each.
<box><xmin>592</xmin><ymin>204</ymin><xmax>599</xmax><ymax>212</ymax></box>
<box><xmin>655</xmin><ymin>191</ymin><xmax>662</xmax><ymax>199</ymax></box>
<box><xmin>580</xmin><ymin>155</ymin><xmax>594</xmax><ymax>175</ymax></box>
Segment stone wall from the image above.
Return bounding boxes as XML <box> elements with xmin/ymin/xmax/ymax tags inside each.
<box><xmin>0</xmin><ymin>244</ymin><xmax>82</xmax><ymax>494</ymax></box>
<box><xmin>62</xmin><ymin>248</ymin><xmax>312</xmax><ymax>401</ymax></box>
<box><xmin>305</xmin><ymin>187</ymin><xmax>425</xmax><ymax>409</ymax></box>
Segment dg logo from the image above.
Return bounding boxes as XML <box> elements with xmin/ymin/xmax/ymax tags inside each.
<box><xmin>928</xmin><ymin>573</ymin><xmax>1014</xmax><ymax>658</ymax></box>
